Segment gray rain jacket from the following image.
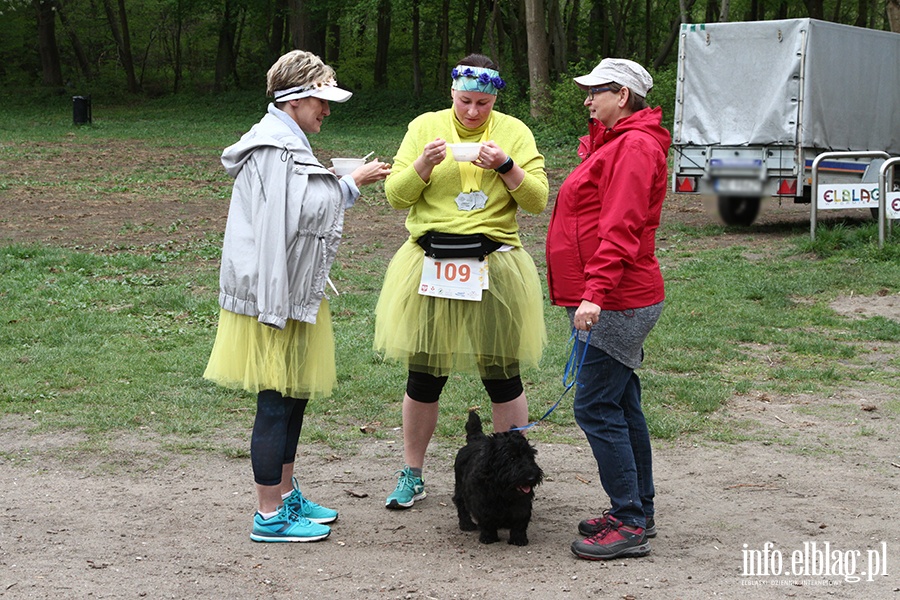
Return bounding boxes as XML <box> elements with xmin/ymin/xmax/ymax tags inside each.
<box><xmin>217</xmin><ymin>105</ymin><xmax>358</xmax><ymax>329</ymax></box>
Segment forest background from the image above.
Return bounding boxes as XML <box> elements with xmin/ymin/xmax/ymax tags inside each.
<box><xmin>4</xmin><ymin>0</ymin><xmax>900</xmax><ymax>133</ymax></box>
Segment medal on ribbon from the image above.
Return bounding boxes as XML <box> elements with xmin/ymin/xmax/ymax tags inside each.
<box><xmin>451</xmin><ymin>112</ymin><xmax>492</xmax><ymax>211</ymax></box>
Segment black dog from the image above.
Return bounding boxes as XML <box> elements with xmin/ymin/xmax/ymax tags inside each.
<box><xmin>452</xmin><ymin>410</ymin><xmax>543</xmax><ymax>546</ymax></box>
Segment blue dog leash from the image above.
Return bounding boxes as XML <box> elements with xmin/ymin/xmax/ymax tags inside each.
<box><xmin>511</xmin><ymin>327</ymin><xmax>591</xmax><ymax>432</ymax></box>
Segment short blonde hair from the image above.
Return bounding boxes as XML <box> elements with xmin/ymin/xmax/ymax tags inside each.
<box><xmin>266</xmin><ymin>50</ymin><xmax>336</xmax><ymax>99</ymax></box>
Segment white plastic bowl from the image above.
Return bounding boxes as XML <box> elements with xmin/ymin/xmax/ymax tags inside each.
<box><xmin>332</xmin><ymin>158</ymin><xmax>366</xmax><ymax>176</ymax></box>
<box><xmin>447</xmin><ymin>143</ymin><xmax>482</xmax><ymax>162</ymax></box>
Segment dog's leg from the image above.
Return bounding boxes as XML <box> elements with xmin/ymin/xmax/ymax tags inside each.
<box><xmin>478</xmin><ymin>525</ymin><xmax>500</xmax><ymax>544</ymax></box>
<box><xmin>453</xmin><ymin>495</ymin><xmax>478</xmax><ymax>531</ymax></box>
<box><xmin>508</xmin><ymin>524</ymin><xmax>529</xmax><ymax>546</ymax></box>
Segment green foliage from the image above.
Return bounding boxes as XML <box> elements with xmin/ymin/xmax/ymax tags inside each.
<box><xmin>6</xmin><ymin>0</ymin><xmax>892</xmax><ymax>102</ymax></box>
<box><xmin>648</xmin><ymin>66</ymin><xmax>678</xmax><ymax>126</ymax></box>
<box><xmin>523</xmin><ymin>59</ymin><xmax>678</xmax><ymax>152</ymax></box>
<box><xmin>0</xmin><ymin>2</ymin><xmax>36</xmax><ymax>87</ymax></box>
<box><xmin>325</xmin><ymin>89</ymin><xmax>450</xmax><ymax>126</ymax></box>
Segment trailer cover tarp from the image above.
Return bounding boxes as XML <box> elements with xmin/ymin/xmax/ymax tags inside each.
<box><xmin>674</xmin><ymin>18</ymin><xmax>900</xmax><ymax>154</ymax></box>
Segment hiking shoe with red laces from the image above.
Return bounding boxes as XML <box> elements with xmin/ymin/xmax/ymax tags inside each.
<box><xmin>578</xmin><ymin>510</ymin><xmax>657</xmax><ymax>538</ymax></box>
<box><xmin>571</xmin><ymin>515</ymin><xmax>650</xmax><ymax>560</ymax></box>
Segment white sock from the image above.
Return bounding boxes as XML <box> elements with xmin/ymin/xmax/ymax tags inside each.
<box><xmin>258</xmin><ymin>509</ymin><xmax>279</xmax><ymax>520</ymax></box>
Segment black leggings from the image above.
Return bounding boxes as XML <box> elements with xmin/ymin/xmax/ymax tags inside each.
<box><xmin>251</xmin><ymin>390</ymin><xmax>308</xmax><ymax>486</ymax></box>
<box><xmin>406</xmin><ymin>370</ymin><xmax>523</xmax><ymax>404</ymax></box>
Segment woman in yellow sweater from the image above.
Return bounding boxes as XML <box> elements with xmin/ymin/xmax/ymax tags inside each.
<box><xmin>375</xmin><ymin>53</ymin><xmax>549</xmax><ymax>509</ymax></box>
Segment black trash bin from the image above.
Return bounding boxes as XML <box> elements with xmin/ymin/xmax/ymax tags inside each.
<box><xmin>73</xmin><ymin>95</ymin><xmax>92</xmax><ymax>125</ymax></box>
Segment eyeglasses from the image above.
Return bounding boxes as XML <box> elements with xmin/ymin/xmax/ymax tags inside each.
<box><xmin>587</xmin><ymin>86</ymin><xmax>615</xmax><ymax>100</ymax></box>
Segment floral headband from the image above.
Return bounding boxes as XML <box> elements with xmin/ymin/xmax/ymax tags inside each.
<box><xmin>451</xmin><ymin>66</ymin><xmax>506</xmax><ymax>95</ymax></box>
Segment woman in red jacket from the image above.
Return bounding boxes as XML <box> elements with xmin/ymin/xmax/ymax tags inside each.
<box><xmin>545</xmin><ymin>58</ymin><xmax>671</xmax><ymax>561</ymax></box>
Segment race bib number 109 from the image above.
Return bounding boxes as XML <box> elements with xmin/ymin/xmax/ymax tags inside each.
<box><xmin>419</xmin><ymin>256</ymin><xmax>489</xmax><ymax>301</ymax></box>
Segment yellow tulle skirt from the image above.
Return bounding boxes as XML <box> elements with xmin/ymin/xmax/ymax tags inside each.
<box><xmin>203</xmin><ymin>299</ymin><xmax>336</xmax><ymax>399</ymax></box>
<box><xmin>374</xmin><ymin>240</ymin><xmax>546</xmax><ymax>378</ymax></box>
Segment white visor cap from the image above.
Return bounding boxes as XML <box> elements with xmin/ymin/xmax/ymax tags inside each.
<box><xmin>274</xmin><ymin>83</ymin><xmax>352</xmax><ymax>103</ymax></box>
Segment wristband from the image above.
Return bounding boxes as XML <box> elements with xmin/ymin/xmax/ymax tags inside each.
<box><xmin>494</xmin><ymin>156</ymin><xmax>514</xmax><ymax>174</ymax></box>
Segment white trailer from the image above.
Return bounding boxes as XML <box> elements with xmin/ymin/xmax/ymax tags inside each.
<box><xmin>671</xmin><ymin>18</ymin><xmax>900</xmax><ymax>225</ymax></box>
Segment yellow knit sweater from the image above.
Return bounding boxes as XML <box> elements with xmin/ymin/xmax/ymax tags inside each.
<box><xmin>385</xmin><ymin>108</ymin><xmax>548</xmax><ymax>247</ymax></box>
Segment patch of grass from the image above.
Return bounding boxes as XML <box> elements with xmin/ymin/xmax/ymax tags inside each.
<box><xmin>4</xmin><ymin>222</ymin><xmax>899</xmax><ymax>453</ymax></box>
<box><xmin>2</xmin><ymin>102</ymin><xmax>900</xmax><ymax>457</ymax></box>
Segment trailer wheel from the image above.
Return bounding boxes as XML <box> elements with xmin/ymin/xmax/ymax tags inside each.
<box><xmin>717</xmin><ymin>196</ymin><xmax>761</xmax><ymax>226</ymax></box>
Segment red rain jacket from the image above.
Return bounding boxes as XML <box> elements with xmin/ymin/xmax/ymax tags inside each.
<box><xmin>546</xmin><ymin>107</ymin><xmax>671</xmax><ymax>310</ymax></box>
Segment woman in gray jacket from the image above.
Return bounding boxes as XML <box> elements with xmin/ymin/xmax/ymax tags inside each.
<box><xmin>204</xmin><ymin>50</ymin><xmax>390</xmax><ymax>543</ymax></box>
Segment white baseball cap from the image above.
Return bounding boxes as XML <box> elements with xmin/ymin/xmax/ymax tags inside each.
<box><xmin>573</xmin><ymin>58</ymin><xmax>653</xmax><ymax>97</ymax></box>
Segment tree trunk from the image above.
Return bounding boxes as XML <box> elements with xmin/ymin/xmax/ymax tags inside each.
<box><xmin>548</xmin><ymin>0</ymin><xmax>566</xmax><ymax>76</ymax></box>
<box><xmin>588</xmin><ymin>0</ymin><xmax>609</xmax><ymax>59</ymax></box>
<box><xmin>289</xmin><ymin>0</ymin><xmax>307</xmax><ymax>51</ymax></box>
<box><xmin>100</xmin><ymin>0</ymin><xmax>140</xmax><ymax>92</ymax></box>
<box><xmin>438</xmin><ymin>0</ymin><xmax>450</xmax><ymax>89</ymax></box>
<box><xmin>33</xmin><ymin>0</ymin><xmax>63</xmax><ymax>87</ymax></box>
<box><xmin>172</xmin><ymin>0</ymin><xmax>183</xmax><ymax>93</ymax></box>
<box><xmin>774</xmin><ymin>0</ymin><xmax>788</xmax><ymax>18</ymax></box>
<box><xmin>831</xmin><ymin>0</ymin><xmax>842</xmax><ymax>22</ymax></box>
<box><xmin>461</xmin><ymin>0</ymin><xmax>489</xmax><ymax>53</ymax></box>
<box><xmin>116</xmin><ymin>0</ymin><xmax>141</xmax><ymax>92</ymax></box>
<box><xmin>288</xmin><ymin>0</ymin><xmax>325</xmax><ymax>56</ymax></box>
<box><xmin>852</xmin><ymin>0</ymin><xmax>867</xmax><ymax>26</ymax></box>
<box><xmin>54</xmin><ymin>0</ymin><xmax>93</xmax><ymax>81</ymax></box>
<box><xmin>508</xmin><ymin>0</ymin><xmax>529</xmax><ymax>84</ymax></box>
<box><xmin>680</xmin><ymin>0</ymin><xmax>690</xmax><ymax>26</ymax></box>
<box><xmin>566</xmin><ymin>0</ymin><xmax>580</xmax><ymax>63</ymax></box>
<box><xmin>473</xmin><ymin>0</ymin><xmax>489</xmax><ymax>51</ymax></box>
<box><xmin>412</xmin><ymin>0</ymin><xmax>422</xmax><ymax>96</ymax></box>
<box><xmin>802</xmin><ymin>0</ymin><xmax>824</xmax><ymax>20</ymax></box>
<box><xmin>374</xmin><ymin>0</ymin><xmax>391</xmax><ymax>86</ymax></box>
<box><xmin>487</xmin><ymin>0</ymin><xmax>504</xmax><ymax>67</ymax></box>
<box><xmin>889</xmin><ymin>0</ymin><xmax>900</xmax><ymax>32</ymax></box>
<box><xmin>652</xmin><ymin>0</ymin><xmax>696</xmax><ymax>69</ymax></box>
<box><xmin>644</xmin><ymin>0</ymin><xmax>651</xmax><ymax>64</ymax></box>
<box><xmin>214</xmin><ymin>0</ymin><xmax>239</xmax><ymax>92</ymax></box>
<box><xmin>465</xmin><ymin>0</ymin><xmax>476</xmax><ymax>52</ymax></box>
<box><xmin>524</xmin><ymin>0</ymin><xmax>550</xmax><ymax>117</ymax></box>
<box><xmin>607</xmin><ymin>0</ymin><xmax>638</xmax><ymax>56</ymax></box>
<box><xmin>326</xmin><ymin>7</ymin><xmax>341</xmax><ymax>64</ymax></box>
<box><xmin>747</xmin><ymin>0</ymin><xmax>761</xmax><ymax>21</ymax></box>
<box><xmin>269</xmin><ymin>0</ymin><xmax>287</xmax><ymax>64</ymax></box>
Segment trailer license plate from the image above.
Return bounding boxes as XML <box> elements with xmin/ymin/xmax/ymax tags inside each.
<box><xmin>714</xmin><ymin>178</ymin><xmax>763</xmax><ymax>194</ymax></box>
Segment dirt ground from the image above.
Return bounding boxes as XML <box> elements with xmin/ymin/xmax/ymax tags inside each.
<box><xmin>1</xmin><ymin>141</ymin><xmax>899</xmax><ymax>599</ymax></box>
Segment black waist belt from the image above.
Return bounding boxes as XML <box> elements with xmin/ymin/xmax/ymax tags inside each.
<box><xmin>416</xmin><ymin>231</ymin><xmax>503</xmax><ymax>261</ymax></box>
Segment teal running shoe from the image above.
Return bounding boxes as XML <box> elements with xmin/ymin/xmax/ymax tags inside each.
<box><xmin>283</xmin><ymin>477</ymin><xmax>338</xmax><ymax>524</ymax></box>
<box><xmin>385</xmin><ymin>467</ymin><xmax>426</xmax><ymax>509</ymax></box>
<box><xmin>250</xmin><ymin>504</ymin><xmax>331</xmax><ymax>543</ymax></box>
